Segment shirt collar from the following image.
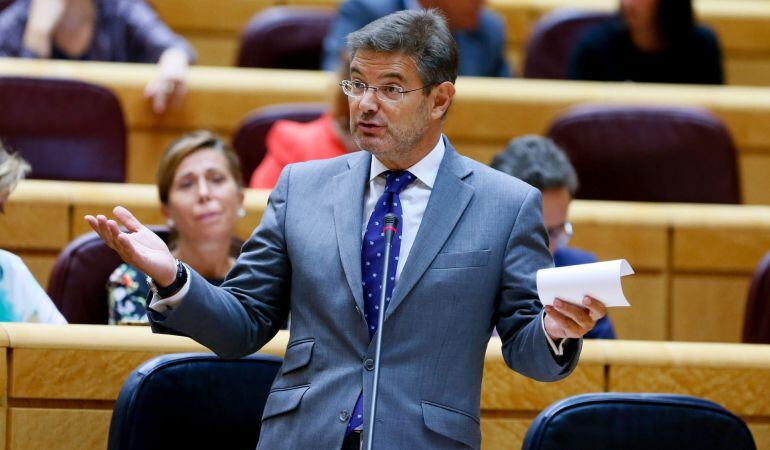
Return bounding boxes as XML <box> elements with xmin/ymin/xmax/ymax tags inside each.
<box><xmin>369</xmin><ymin>134</ymin><xmax>446</xmax><ymax>189</ymax></box>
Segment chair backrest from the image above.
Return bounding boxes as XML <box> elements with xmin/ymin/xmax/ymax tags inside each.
<box><xmin>523</xmin><ymin>9</ymin><xmax>612</xmax><ymax>79</ymax></box>
<box><xmin>522</xmin><ymin>393</ymin><xmax>756</xmax><ymax>450</ymax></box>
<box><xmin>48</xmin><ymin>227</ymin><xmax>243</xmax><ymax>324</ymax></box>
<box><xmin>231</xmin><ymin>103</ymin><xmax>326</xmax><ymax>184</ymax></box>
<box><xmin>47</xmin><ymin>227</ymin><xmax>169</xmax><ymax>324</ymax></box>
<box><xmin>236</xmin><ymin>7</ymin><xmax>335</xmax><ymax>69</ymax></box>
<box><xmin>0</xmin><ymin>0</ymin><xmax>13</xmax><ymax>12</ymax></box>
<box><xmin>108</xmin><ymin>352</ymin><xmax>282</xmax><ymax>450</ymax></box>
<box><xmin>0</xmin><ymin>76</ymin><xmax>126</xmax><ymax>182</ymax></box>
<box><xmin>547</xmin><ymin>104</ymin><xmax>741</xmax><ymax>203</ymax></box>
<box><xmin>743</xmin><ymin>251</ymin><xmax>770</xmax><ymax>343</ymax></box>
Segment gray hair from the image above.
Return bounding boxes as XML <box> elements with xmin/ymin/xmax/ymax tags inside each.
<box><xmin>346</xmin><ymin>9</ymin><xmax>458</xmax><ymax>92</ymax></box>
<box><xmin>491</xmin><ymin>135</ymin><xmax>579</xmax><ymax>194</ymax></box>
<box><xmin>0</xmin><ymin>142</ymin><xmax>31</xmax><ymax>193</ymax></box>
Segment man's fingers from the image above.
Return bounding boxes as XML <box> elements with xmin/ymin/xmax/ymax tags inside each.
<box><xmin>113</xmin><ymin>206</ymin><xmax>144</xmax><ymax>232</ymax></box>
<box><xmin>545</xmin><ymin>306</ymin><xmax>583</xmax><ymax>338</ymax></box>
<box><xmin>553</xmin><ymin>299</ymin><xmax>593</xmax><ymax>329</ymax></box>
<box><xmin>582</xmin><ymin>296</ymin><xmax>607</xmax><ymax>321</ymax></box>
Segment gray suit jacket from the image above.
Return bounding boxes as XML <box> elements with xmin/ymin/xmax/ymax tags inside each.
<box><xmin>149</xmin><ymin>138</ymin><xmax>581</xmax><ymax>449</ymax></box>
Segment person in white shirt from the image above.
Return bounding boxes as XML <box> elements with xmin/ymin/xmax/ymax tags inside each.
<box><xmin>0</xmin><ymin>143</ymin><xmax>67</xmax><ymax>324</ymax></box>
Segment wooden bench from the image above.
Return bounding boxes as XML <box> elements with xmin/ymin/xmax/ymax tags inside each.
<box><xmin>2</xmin><ymin>59</ymin><xmax>770</xmax><ymax>204</ymax></box>
<box><xmin>0</xmin><ymin>323</ymin><xmax>766</xmax><ymax>449</ymax></box>
<box><xmin>3</xmin><ymin>180</ymin><xmax>770</xmax><ymax>343</ymax></box>
<box><xmin>149</xmin><ymin>0</ymin><xmax>770</xmax><ymax>87</ymax></box>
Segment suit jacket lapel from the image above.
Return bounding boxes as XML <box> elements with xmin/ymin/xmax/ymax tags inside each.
<box><xmin>333</xmin><ymin>151</ymin><xmax>370</xmax><ymax>318</ymax></box>
<box><xmin>386</xmin><ymin>141</ymin><xmax>475</xmax><ymax>320</ymax></box>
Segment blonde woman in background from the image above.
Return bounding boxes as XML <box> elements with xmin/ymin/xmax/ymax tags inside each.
<box><xmin>107</xmin><ymin>131</ymin><xmax>245</xmax><ymax>324</ymax></box>
<box><xmin>0</xmin><ymin>143</ymin><xmax>67</xmax><ymax>323</ymax></box>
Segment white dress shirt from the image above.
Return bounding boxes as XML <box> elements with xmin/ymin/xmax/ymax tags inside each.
<box><xmin>363</xmin><ymin>135</ymin><xmax>445</xmax><ymax>280</ymax></box>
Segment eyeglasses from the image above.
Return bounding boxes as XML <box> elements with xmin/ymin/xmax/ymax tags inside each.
<box><xmin>547</xmin><ymin>221</ymin><xmax>573</xmax><ymax>249</ymax></box>
<box><xmin>339</xmin><ymin>80</ymin><xmax>433</xmax><ymax>103</ymax></box>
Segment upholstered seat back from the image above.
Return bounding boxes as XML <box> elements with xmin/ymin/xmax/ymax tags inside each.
<box><xmin>108</xmin><ymin>353</ymin><xmax>282</xmax><ymax>450</ymax></box>
<box><xmin>523</xmin><ymin>393</ymin><xmax>756</xmax><ymax>450</ymax></box>
<box><xmin>232</xmin><ymin>103</ymin><xmax>326</xmax><ymax>183</ymax></box>
<box><xmin>547</xmin><ymin>104</ymin><xmax>741</xmax><ymax>203</ymax></box>
<box><xmin>236</xmin><ymin>7</ymin><xmax>335</xmax><ymax>69</ymax></box>
<box><xmin>0</xmin><ymin>76</ymin><xmax>126</xmax><ymax>182</ymax></box>
<box><xmin>743</xmin><ymin>251</ymin><xmax>770</xmax><ymax>343</ymax></box>
<box><xmin>523</xmin><ymin>10</ymin><xmax>611</xmax><ymax>79</ymax></box>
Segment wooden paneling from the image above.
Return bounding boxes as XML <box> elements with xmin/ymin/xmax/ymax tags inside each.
<box><xmin>10</xmin><ymin>349</ymin><xmax>168</xmax><ymax>400</ymax></box>
<box><xmin>610</xmin><ymin>365</ymin><xmax>770</xmax><ymax>416</ymax></box>
<box><xmin>673</xmin><ymin>228</ymin><xmax>770</xmax><ymax>274</ymax></box>
<box><xmin>480</xmin><ymin>417</ymin><xmax>533</xmax><ymax>450</ymax></box>
<box><xmin>7</xmin><ymin>408</ymin><xmax>111</xmax><ymax>450</ymax></box>
<box><xmin>0</xmin><ymin>186</ymin><xmax>69</xmax><ymax>251</ymax></box>
<box><xmin>671</xmin><ymin>275</ymin><xmax>752</xmax><ymax>343</ymax></box>
<box><xmin>607</xmin><ymin>274</ymin><xmax>667</xmax><ymax>341</ymax></box>
<box><xmin>15</xmin><ymin>255</ymin><xmax>56</xmax><ymax>293</ymax></box>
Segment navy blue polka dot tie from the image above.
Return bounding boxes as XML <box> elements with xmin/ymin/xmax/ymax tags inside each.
<box><xmin>346</xmin><ymin>170</ymin><xmax>416</xmax><ymax>435</ymax></box>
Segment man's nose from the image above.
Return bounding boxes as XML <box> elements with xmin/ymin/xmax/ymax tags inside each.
<box><xmin>358</xmin><ymin>87</ymin><xmax>380</xmax><ymax>112</ymax></box>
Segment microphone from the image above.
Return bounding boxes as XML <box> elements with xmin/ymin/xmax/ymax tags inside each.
<box><xmin>366</xmin><ymin>212</ymin><xmax>398</xmax><ymax>450</ymax></box>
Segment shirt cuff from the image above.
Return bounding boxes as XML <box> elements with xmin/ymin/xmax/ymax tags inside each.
<box><xmin>541</xmin><ymin>310</ymin><xmax>567</xmax><ymax>357</ymax></box>
<box><xmin>148</xmin><ymin>264</ymin><xmax>191</xmax><ymax>313</ymax></box>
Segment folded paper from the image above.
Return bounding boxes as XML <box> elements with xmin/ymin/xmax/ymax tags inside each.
<box><xmin>536</xmin><ymin>259</ymin><xmax>634</xmax><ymax>307</ymax></box>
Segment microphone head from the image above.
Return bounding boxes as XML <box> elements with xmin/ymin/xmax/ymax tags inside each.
<box><xmin>383</xmin><ymin>213</ymin><xmax>399</xmax><ymax>228</ymax></box>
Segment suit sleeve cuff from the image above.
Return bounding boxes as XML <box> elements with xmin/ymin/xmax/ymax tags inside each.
<box><xmin>148</xmin><ymin>264</ymin><xmax>191</xmax><ymax>314</ymax></box>
<box><xmin>541</xmin><ymin>310</ymin><xmax>567</xmax><ymax>357</ymax></box>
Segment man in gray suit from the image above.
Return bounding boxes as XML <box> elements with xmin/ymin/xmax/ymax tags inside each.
<box><xmin>87</xmin><ymin>9</ymin><xmax>606</xmax><ymax>450</ymax></box>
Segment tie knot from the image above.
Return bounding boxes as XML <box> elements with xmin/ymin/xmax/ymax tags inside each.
<box><xmin>384</xmin><ymin>171</ymin><xmax>415</xmax><ymax>194</ymax></box>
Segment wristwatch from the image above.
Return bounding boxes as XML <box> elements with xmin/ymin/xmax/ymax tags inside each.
<box><xmin>146</xmin><ymin>259</ymin><xmax>187</xmax><ymax>298</ymax></box>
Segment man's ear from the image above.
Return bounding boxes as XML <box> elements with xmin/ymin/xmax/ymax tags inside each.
<box><xmin>431</xmin><ymin>81</ymin><xmax>455</xmax><ymax>120</ymax></box>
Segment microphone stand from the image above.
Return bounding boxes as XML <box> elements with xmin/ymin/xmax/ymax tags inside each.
<box><xmin>365</xmin><ymin>213</ymin><xmax>398</xmax><ymax>450</ymax></box>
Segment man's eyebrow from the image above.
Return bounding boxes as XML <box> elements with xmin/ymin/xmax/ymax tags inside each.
<box><xmin>380</xmin><ymin>72</ymin><xmax>406</xmax><ymax>83</ymax></box>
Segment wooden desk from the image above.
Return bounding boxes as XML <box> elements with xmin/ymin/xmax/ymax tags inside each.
<box><xmin>3</xmin><ymin>59</ymin><xmax>770</xmax><ymax>204</ymax></box>
<box><xmin>0</xmin><ymin>324</ymin><xmax>767</xmax><ymax>449</ymax></box>
<box><xmin>4</xmin><ymin>180</ymin><xmax>770</xmax><ymax>343</ymax></box>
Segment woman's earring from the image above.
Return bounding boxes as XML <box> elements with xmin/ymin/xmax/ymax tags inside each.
<box><xmin>238</xmin><ymin>208</ymin><xmax>246</xmax><ymax>218</ymax></box>
<box><xmin>166</xmin><ymin>218</ymin><xmax>175</xmax><ymax>228</ymax></box>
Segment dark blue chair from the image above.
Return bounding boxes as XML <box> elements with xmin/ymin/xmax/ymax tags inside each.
<box><xmin>522</xmin><ymin>393</ymin><xmax>756</xmax><ymax>450</ymax></box>
<box><xmin>108</xmin><ymin>353</ymin><xmax>282</xmax><ymax>450</ymax></box>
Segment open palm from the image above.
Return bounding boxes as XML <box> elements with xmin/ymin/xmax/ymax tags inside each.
<box><xmin>85</xmin><ymin>206</ymin><xmax>177</xmax><ymax>286</ymax></box>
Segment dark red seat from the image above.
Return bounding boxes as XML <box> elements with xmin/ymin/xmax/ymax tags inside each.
<box><xmin>0</xmin><ymin>76</ymin><xmax>126</xmax><ymax>182</ymax></box>
<box><xmin>231</xmin><ymin>103</ymin><xmax>326</xmax><ymax>184</ymax></box>
<box><xmin>236</xmin><ymin>7</ymin><xmax>335</xmax><ymax>69</ymax></box>
<box><xmin>743</xmin><ymin>251</ymin><xmax>770</xmax><ymax>344</ymax></box>
<box><xmin>547</xmin><ymin>105</ymin><xmax>741</xmax><ymax>203</ymax></box>
<box><xmin>48</xmin><ymin>227</ymin><xmax>242</xmax><ymax>324</ymax></box>
<box><xmin>523</xmin><ymin>9</ymin><xmax>611</xmax><ymax>79</ymax></box>
<box><xmin>0</xmin><ymin>0</ymin><xmax>13</xmax><ymax>12</ymax></box>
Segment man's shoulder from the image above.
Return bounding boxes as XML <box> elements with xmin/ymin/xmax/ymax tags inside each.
<box><xmin>284</xmin><ymin>151</ymin><xmax>365</xmax><ymax>179</ymax></box>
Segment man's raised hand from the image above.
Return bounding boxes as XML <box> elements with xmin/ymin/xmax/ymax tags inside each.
<box><xmin>85</xmin><ymin>206</ymin><xmax>177</xmax><ymax>286</ymax></box>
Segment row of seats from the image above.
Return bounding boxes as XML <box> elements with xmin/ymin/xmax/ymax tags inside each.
<box><xmin>108</xmin><ymin>352</ymin><xmax>757</xmax><ymax>450</ymax></box>
<box><xmin>0</xmin><ymin>75</ymin><xmax>742</xmax><ymax>204</ymax></box>
<box><xmin>46</xmin><ymin>223</ymin><xmax>770</xmax><ymax>344</ymax></box>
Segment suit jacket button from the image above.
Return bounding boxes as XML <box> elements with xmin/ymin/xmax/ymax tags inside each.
<box><xmin>364</xmin><ymin>358</ymin><xmax>375</xmax><ymax>371</ymax></box>
<box><xmin>339</xmin><ymin>410</ymin><xmax>351</xmax><ymax>422</ymax></box>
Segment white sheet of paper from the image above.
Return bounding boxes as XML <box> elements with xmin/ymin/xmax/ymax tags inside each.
<box><xmin>536</xmin><ymin>259</ymin><xmax>634</xmax><ymax>307</ymax></box>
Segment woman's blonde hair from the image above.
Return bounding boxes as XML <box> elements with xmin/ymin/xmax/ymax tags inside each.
<box><xmin>0</xmin><ymin>142</ymin><xmax>31</xmax><ymax>193</ymax></box>
<box><xmin>156</xmin><ymin>130</ymin><xmax>243</xmax><ymax>205</ymax></box>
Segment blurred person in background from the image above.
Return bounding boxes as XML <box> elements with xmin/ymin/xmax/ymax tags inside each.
<box><xmin>107</xmin><ymin>131</ymin><xmax>245</xmax><ymax>324</ymax></box>
<box><xmin>322</xmin><ymin>0</ymin><xmax>511</xmax><ymax>77</ymax></box>
<box><xmin>492</xmin><ymin>135</ymin><xmax>616</xmax><ymax>339</ymax></box>
<box><xmin>0</xmin><ymin>142</ymin><xmax>67</xmax><ymax>323</ymax></box>
<box><xmin>0</xmin><ymin>0</ymin><xmax>196</xmax><ymax>113</ymax></box>
<box><xmin>250</xmin><ymin>54</ymin><xmax>357</xmax><ymax>189</ymax></box>
<box><xmin>567</xmin><ymin>0</ymin><xmax>723</xmax><ymax>84</ymax></box>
